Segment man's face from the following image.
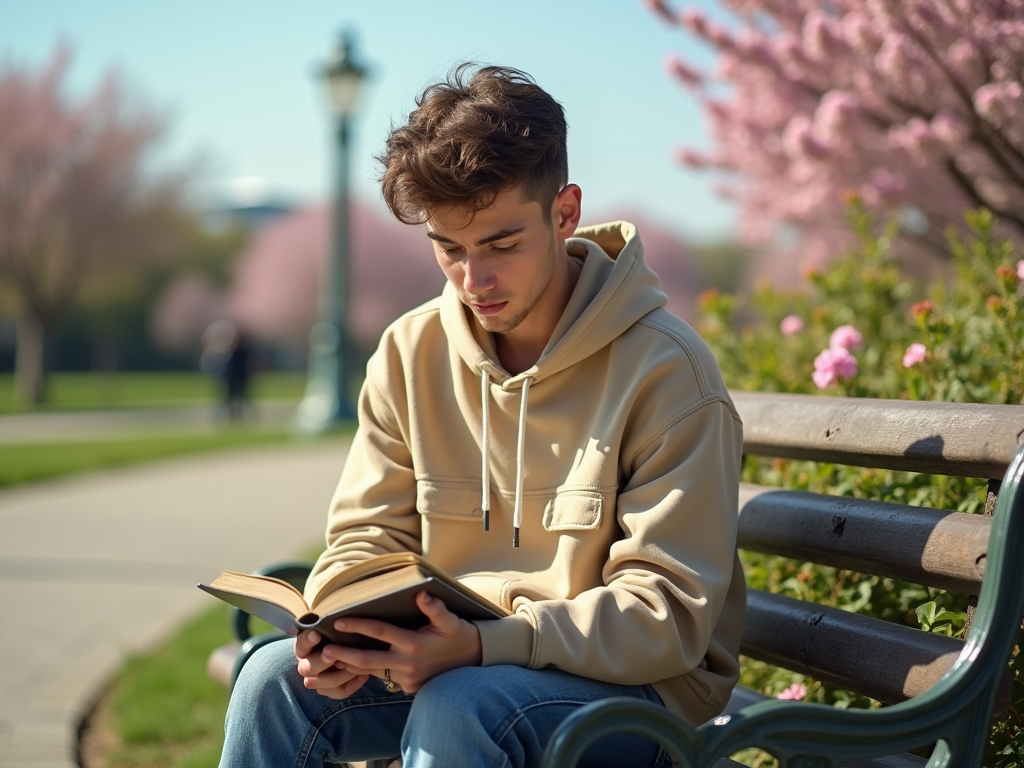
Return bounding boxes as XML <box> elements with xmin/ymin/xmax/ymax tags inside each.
<box><xmin>427</xmin><ymin>187</ymin><xmax>559</xmax><ymax>335</ymax></box>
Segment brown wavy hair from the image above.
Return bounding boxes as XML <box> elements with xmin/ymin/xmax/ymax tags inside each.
<box><xmin>378</xmin><ymin>64</ymin><xmax>568</xmax><ymax>225</ymax></box>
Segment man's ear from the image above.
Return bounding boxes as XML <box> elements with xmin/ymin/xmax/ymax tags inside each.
<box><xmin>552</xmin><ymin>184</ymin><xmax>582</xmax><ymax>239</ymax></box>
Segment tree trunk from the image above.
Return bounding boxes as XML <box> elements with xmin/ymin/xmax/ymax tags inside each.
<box><xmin>15</xmin><ymin>311</ymin><xmax>46</xmax><ymax>405</ymax></box>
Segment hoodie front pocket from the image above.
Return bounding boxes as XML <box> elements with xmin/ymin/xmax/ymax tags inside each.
<box><xmin>416</xmin><ymin>481</ymin><xmax>483</xmax><ymax>521</ymax></box>
<box><xmin>542</xmin><ymin>491</ymin><xmax>604</xmax><ymax>531</ymax></box>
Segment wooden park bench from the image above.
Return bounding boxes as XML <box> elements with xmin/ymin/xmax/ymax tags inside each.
<box><xmin>209</xmin><ymin>392</ymin><xmax>1024</xmax><ymax>768</ymax></box>
<box><xmin>542</xmin><ymin>393</ymin><xmax>1024</xmax><ymax>768</ymax></box>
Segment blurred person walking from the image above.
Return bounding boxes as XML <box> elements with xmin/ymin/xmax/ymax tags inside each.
<box><xmin>202</xmin><ymin>320</ymin><xmax>254</xmax><ymax>422</ymax></box>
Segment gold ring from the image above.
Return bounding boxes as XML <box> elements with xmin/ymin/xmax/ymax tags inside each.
<box><xmin>383</xmin><ymin>668</ymin><xmax>397</xmax><ymax>693</ymax></box>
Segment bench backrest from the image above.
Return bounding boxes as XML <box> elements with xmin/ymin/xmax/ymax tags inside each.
<box><xmin>732</xmin><ymin>392</ymin><xmax>1022</xmax><ymax>709</ymax></box>
<box><xmin>544</xmin><ymin>393</ymin><xmax>1024</xmax><ymax>768</ymax></box>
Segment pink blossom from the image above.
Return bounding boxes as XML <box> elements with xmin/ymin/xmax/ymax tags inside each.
<box><xmin>973</xmin><ymin>82</ymin><xmax>1023</xmax><ymax>127</ymax></box>
<box><xmin>813</xmin><ymin>347</ymin><xmax>858</xmax><ymax>388</ymax></box>
<box><xmin>890</xmin><ymin>118</ymin><xmax>945</xmax><ymax>164</ymax></box>
<box><xmin>874</xmin><ymin>33</ymin><xmax>913</xmax><ymax>80</ymax></box>
<box><xmin>947</xmin><ymin>40</ymin><xmax>986</xmax><ymax>90</ymax></box>
<box><xmin>776</xmin><ymin>683</ymin><xmax>808</xmax><ymax>700</ymax></box>
<box><xmin>1017</xmin><ymin>260</ymin><xmax>1024</xmax><ymax>282</ymax></box>
<box><xmin>931</xmin><ymin>110</ymin><xmax>969</xmax><ymax>145</ymax></box>
<box><xmin>643</xmin><ymin>0</ymin><xmax>675</xmax><ymax>24</ymax></box>
<box><xmin>862</xmin><ymin>168</ymin><xmax>907</xmax><ymax>206</ymax></box>
<box><xmin>803</xmin><ymin>11</ymin><xmax>840</xmax><ymax>60</ymax></box>
<box><xmin>782</xmin><ymin>115</ymin><xmax>828</xmax><ymax>160</ymax></box>
<box><xmin>903</xmin><ymin>342</ymin><xmax>928</xmax><ymax>368</ymax></box>
<box><xmin>780</xmin><ymin>314</ymin><xmax>805</xmax><ymax>336</ymax></box>
<box><xmin>646</xmin><ymin>0</ymin><xmax>1024</xmax><ymax>264</ymax></box>
<box><xmin>664</xmin><ymin>54</ymin><xmax>704</xmax><ymax>90</ymax></box>
<box><xmin>675</xmin><ymin>148</ymin><xmax>713</xmax><ymax>169</ymax></box>
<box><xmin>814</xmin><ymin>91</ymin><xmax>861</xmax><ymax>147</ymax></box>
<box><xmin>829</xmin><ymin>324</ymin><xmax>863</xmax><ymax>350</ymax></box>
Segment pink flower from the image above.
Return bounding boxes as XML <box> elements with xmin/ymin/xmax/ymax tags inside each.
<box><xmin>1017</xmin><ymin>260</ymin><xmax>1024</xmax><ymax>282</ymax></box>
<box><xmin>813</xmin><ymin>346</ymin><xmax>858</xmax><ymax>388</ymax></box>
<box><xmin>776</xmin><ymin>683</ymin><xmax>808</xmax><ymax>700</ymax></box>
<box><xmin>903</xmin><ymin>342</ymin><xmax>928</xmax><ymax>368</ymax></box>
<box><xmin>862</xmin><ymin>169</ymin><xmax>907</xmax><ymax>205</ymax></box>
<box><xmin>829</xmin><ymin>324</ymin><xmax>863</xmax><ymax>351</ymax></box>
<box><xmin>664</xmin><ymin>54</ymin><xmax>704</xmax><ymax>90</ymax></box>
<box><xmin>780</xmin><ymin>314</ymin><xmax>805</xmax><ymax>336</ymax></box>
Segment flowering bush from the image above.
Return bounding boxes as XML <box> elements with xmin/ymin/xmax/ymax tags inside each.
<box><xmin>697</xmin><ymin>202</ymin><xmax>1023</xmax><ymax>765</ymax></box>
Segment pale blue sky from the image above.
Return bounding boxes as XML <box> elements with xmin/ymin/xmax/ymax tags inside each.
<box><xmin>0</xmin><ymin>0</ymin><xmax>737</xmax><ymax>240</ymax></box>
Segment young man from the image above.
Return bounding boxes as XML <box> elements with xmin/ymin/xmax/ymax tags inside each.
<box><xmin>220</xmin><ymin>64</ymin><xmax>745</xmax><ymax>768</ymax></box>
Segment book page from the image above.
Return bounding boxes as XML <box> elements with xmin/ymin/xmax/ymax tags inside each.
<box><xmin>309</xmin><ymin>552</ymin><xmax>425</xmax><ymax>606</ymax></box>
<box><xmin>312</xmin><ymin>564</ymin><xmax>431</xmax><ymax>615</ymax></box>
<box><xmin>310</xmin><ymin>558</ymin><xmax>509</xmax><ymax>619</ymax></box>
<box><xmin>208</xmin><ymin>571</ymin><xmax>310</xmax><ymax>618</ymax></box>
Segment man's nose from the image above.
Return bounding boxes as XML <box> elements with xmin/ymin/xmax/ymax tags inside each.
<box><xmin>463</xmin><ymin>257</ymin><xmax>496</xmax><ymax>295</ymax></box>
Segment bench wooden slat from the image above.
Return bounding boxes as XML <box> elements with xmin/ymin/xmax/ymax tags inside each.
<box><xmin>742</xmin><ymin>590</ymin><xmax>962</xmax><ymax>705</ymax></box>
<box><xmin>731</xmin><ymin>392</ymin><xmax>1024</xmax><ymax>478</ymax></box>
<box><xmin>738</xmin><ymin>483</ymin><xmax>989</xmax><ymax>594</ymax></box>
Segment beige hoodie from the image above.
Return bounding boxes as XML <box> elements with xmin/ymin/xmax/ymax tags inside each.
<box><xmin>307</xmin><ymin>221</ymin><xmax>746</xmax><ymax>725</ymax></box>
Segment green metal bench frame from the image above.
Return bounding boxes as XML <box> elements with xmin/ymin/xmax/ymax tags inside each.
<box><xmin>541</xmin><ymin>408</ymin><xmax>1024</xmax><ymax>768</ymax></box>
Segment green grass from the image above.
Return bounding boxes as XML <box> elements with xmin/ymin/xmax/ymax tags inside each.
<box><xmin>92</xmin><ymin>544</ymin><xmax>326</xmax><ymax>767</ymax></box>
<box><xmin>0</xmin><ymin>371</ymin><xmax>306</xmax><ymax>413</ymax></box>
<box><xmin>0</xmin><ymin>430</ymin><xmax>299</xmax><ymax>488</ymax></box>
<box><xmin>102</xmin><ymin>605</ymin><xmax>234</xmax><ymax>768</ymax></box>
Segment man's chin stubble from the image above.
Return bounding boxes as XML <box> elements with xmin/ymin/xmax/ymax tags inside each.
<box><xmin>476</xmin><ymin>308</ymin><xmax>530</xmax><ymax>335</ymax></box>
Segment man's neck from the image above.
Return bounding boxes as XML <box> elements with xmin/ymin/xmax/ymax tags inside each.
<box><xmin>493</xmin><ymin>254</ymin><xmax>581</xmax><ymax>376</ymax></box>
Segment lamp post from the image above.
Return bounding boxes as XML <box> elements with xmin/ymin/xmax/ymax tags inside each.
<box><xmin>297</xmin><ymin>31</ymin><xmax>367</xmax><ymax>433</ymax></box>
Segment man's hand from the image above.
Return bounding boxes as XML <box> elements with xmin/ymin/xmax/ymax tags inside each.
<box><xmin>294</xmin><ymin>629</ymin><xmax>371</xmax><ymax>700</ymax></box>
<box><xmin>320</xmin><ymin>590</ymin><xmax>483</xmax><ymax>694</ymax></box>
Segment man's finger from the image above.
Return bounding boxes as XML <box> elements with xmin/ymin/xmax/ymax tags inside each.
<box><xmin>325</xmin><ymin>643</ymin><xmax>397</xmax><ymax>673</ymax></box>
<box><xmin>302</xmin><ymin>666</ymin><xmax>362</xmax><ymax>691</ymax></box>
<box><xmin>317</xmin><ymin>674</ymin><xmax>370</xmax><ymax>700</ymax></box>
<box><xmin>332</xmin><ymin>617</ymin><xmax>416</xmax><ymax>651</ymax></box>
<box><xmin>296</xmin><ymin>648</ymin><xmax>340</xmax><ymax>678</ymax></box>
<box><xmin>416</xmin><ymin>591</ymin><xmax>461</xmax><ymax>634</ymax></box>
<box><xmin>293</xmin><ymin>630</ymin><xmax>321</xmax><ymax>659</ymax></box>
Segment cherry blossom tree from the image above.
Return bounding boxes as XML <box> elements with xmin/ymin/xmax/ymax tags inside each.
<box><xmin>227</xmin><ymin>199</ymin><xmax>444</xmax><ymax>350</ymax></box>
<box><xmin>647</xmin><ymin>0</ymin><xmax>1024</xmax><ymax>262</ymax></box>
<box><xmin>224</xmin><ymin>202</ymin><xmax>701</xmax><ymax>356</ymax></box>
<box><xmin>0</xmin><ymin>45</ymin><xmax>182</xmax><ymax>403</ymax></box>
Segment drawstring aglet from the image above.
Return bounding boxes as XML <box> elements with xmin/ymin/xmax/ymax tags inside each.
<box><xmin>483</xmin><ymin>508</ymin><xmax>489</xmax><ymax>532</ymax></box>
<box><xmin>513</xmin><ymin>527</ymin><xmax>520</xmax><ymax>548</ymax></box>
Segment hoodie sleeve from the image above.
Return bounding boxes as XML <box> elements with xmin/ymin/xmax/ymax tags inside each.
<box><xmin>304</xmin><ymin>355</ymin><xmax>422</xmax><ymax>604</ymax></box>
<box><xmin>475</xmin><ymin>397</ymin><xmax>743</xmax><ymax>685</ymax></box>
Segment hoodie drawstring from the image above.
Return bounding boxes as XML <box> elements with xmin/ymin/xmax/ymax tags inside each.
<box><xmin>480</xmin><ymin>370</ymin><xmax>490</xmax><ymax>532</ymax></box>
<box><xmin>512</xmin><ymin>376</ymin><xmax>531</xmax><ymax>548</ymax></box>
<box><xmin>480</xmin><ymin>369</ymin><xmax>533</xmax><ymax>548</ymax></box>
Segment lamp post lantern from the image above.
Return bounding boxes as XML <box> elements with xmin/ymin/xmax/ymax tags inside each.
<box><xmin>297</xmin><ymin>31</ymin><xmax>368</xmax><ymax>433</ymax></box>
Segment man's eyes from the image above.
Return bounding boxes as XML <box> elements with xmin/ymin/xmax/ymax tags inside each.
<box><xmin>438</xmin><ymin>244</ymin><xmax>518</xmax><ymax>255</ymax></box>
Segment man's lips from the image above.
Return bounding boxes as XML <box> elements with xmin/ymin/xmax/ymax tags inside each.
<box><xmin>471</xmin><ymin>301</ymin><xmax>508</xmax><ymax>316</ymax></box>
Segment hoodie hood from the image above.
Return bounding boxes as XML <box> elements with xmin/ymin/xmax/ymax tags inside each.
<box><xmin>439</xmin><ymin>220</ymin><xmax>668</xmax><ymax>390</ymax></box>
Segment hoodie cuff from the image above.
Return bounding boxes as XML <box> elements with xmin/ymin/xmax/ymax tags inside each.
<box><xmin>474</xmin><ymin>612</ymin><xmax>535</xmax><ymax>668</ymax></box>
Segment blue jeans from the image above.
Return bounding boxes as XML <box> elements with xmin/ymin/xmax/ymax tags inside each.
<box><xmin>220</xmin><ymin>638</ymin><xmax>672</xmax><ymax>768</ymax></box>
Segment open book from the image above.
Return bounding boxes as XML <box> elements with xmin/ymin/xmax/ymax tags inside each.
<box><xmin>198</xmin><ymin>553</ymin><xmax>508</xmax><ymax>648</ymax></box>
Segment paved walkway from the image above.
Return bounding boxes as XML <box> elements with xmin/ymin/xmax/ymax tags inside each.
<box><xmin>0</xmin><ymin>439</ymin><xmax>350</xmax><ymax>767</ymax></box>
<box><xmin>0</xmin><ymin>402</ymin><xmax>298</xmax><ymax>445</ymax></box>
